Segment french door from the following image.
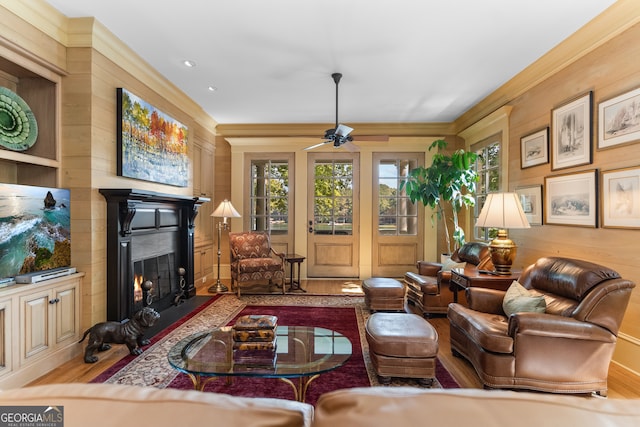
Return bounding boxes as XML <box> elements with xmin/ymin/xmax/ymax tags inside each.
<box><xmin>306</xmin><ymin>152</ymin><xmax>359</xmax><ymax>277</ymax></box>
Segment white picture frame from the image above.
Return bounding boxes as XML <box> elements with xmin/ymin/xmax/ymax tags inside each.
<box><xmin>598</xmin><ymin>86</ymin><xmax>640</xmax><ymax>149</ymax></box>
<box><xmin>551</xmin><ymin>92</ymin><xmax>592</xmax><ymax>171</ymax></box>
<box><xmin>520</xmin><ymin>128</ymin><xmax>549</xmax><ymax>169</ymax></box>
<box><xmin>545</xmin><ymin>170</ymin><xmax>597</xmax><ymax>227</ymax></box>
<box><xmin>601</xmin><ymin>166</ymin><xmax>640</xmax><ymax>229</ymax></box>
<box><xmin>515</xmin><ymin>185</ymin><xmax>543</xmax><ymax>226</ymax></box>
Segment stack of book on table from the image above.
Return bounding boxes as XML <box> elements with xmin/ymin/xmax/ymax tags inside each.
<box><xmin>232</xmin><ymin>315</ymin><xmax>278</xmax><ymax>369</ymax></box>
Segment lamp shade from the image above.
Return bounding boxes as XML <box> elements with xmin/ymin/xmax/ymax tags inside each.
<box><xmin>475</xmin><ymin>192</ymin><xmax>530</xmax><ymax>229</ymax></box>
<box><xmin>211</xmin><ymin>199</ymin><xmax>241</xmax><ymax>219</ymax></box>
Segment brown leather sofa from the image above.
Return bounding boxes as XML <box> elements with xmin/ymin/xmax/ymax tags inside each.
<box><xmin>447</xmin><ymin>256</ymin><xmax>636</xmax><ymax>396</ymax></box>
<box><xmin>314</xmin><ymin>387</ymin><xmax>640</xmax><ymax>427</ymax></box>
<box><xmin>404</xmin><ymin>242</ymin><xmax>493</xmax><ymax>316</ymax></box>
<box><xmin>4</xmin><ymin>383</ymin><xmax>640</xmax><ymax>427</ymax></box>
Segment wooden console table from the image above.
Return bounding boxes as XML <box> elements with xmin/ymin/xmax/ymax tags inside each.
<box><xmin>450</xmin><ymin>268</ymin><xmax>520</xmax><ymax>303</ymax></box>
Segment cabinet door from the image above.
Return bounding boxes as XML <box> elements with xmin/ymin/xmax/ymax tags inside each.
<box><xmin>0</xmin><ymin>298</ymin><xmax>13</xmax><ymax>378</ymax></box>
<box><xmin>54</xmin><ymin>284</ymin><xmax>78</xmax><ymax>344</ymax></box>
<box><xmin>20</xmin><ymin>290</ymin><xmax>52</xmax><ymax>361</ymax></box>
<box><xmin>194</xmin><ymin>247</ymin><xmax>203</xmax><ymax>282</ymax></box>
<box><xmin>202</xmin><ymin>246</ymin><xmax>214</xmax><ymax>277</ymax></box>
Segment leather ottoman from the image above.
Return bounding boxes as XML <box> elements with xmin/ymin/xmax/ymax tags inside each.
<box><xmin>365</xmin><ymin>312</ymin><xmax>438</xmax><ymax>385</ymax></box>
<box><xmin>362</xmin><ymin>278</ymin><xmax>406</xmax><ymax>312</ymax></box>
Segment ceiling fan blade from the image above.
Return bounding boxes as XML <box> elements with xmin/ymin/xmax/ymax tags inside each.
<box><xmin>303</xmin><ymin>141</ymin><xmax>330</xmax><ymax>151</ymax></box>
<box><xmin>335</xmin><ymin>124</ymin><xmax>353</xmax><ymax>138</ymax></box>
<box><xmin>351</xmin><ymin>135</ymin><xmax>389</xmax><ymax>142</ymax></box>
<box><xmin>341</xmin><ymin>141</ymin><xmax>359</xmax><ymax>152</ymax></box>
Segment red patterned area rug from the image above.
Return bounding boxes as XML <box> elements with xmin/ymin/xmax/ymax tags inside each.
<box><xmin>91</xmin><ymin>294</ymin><xmax>458</xmax><ymax>405</ymax></box>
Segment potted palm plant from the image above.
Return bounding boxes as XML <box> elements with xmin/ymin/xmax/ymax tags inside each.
<box><xmin>401</xmin><ymin>139</ymin><xmax>479</xmax><ymax>256</ymax></box>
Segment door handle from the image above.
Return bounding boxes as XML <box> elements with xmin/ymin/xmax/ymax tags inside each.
<box><xmin>308</xmin><ymin>220</ymin><xmax>313</xmax><ymax>233</ymax></box>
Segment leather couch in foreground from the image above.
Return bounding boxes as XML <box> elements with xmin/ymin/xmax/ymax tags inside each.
<box><xmin>2</xmin><ymin>383</ymin><xmax>640</xmax><ymax>427</ymax></box>
<box><xmin>314</xmin><ymin>387</ymin><xmax>640</xmax><ymax>427</ymax></box>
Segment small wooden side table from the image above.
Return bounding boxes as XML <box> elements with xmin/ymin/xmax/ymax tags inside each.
<box><xmin>284</xmin><ymin>253</ymin><xmax>306</xmax><ymax>292</ymax></box>
<box><xmin>450</xmin><ymin>267</ymin><xmax>520</xmax><ymax>303</ymax></box>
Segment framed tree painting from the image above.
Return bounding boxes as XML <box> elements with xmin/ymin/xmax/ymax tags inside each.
<box><xmin>520</xmin><ymin>127</ymin><xmax>549</xmax><ymax>169</ymax></box>
<box><xmin>117</xmin><ymin>88</ymin><xmax>189</xmax><ymax>187</ymax></box>
<box><xmin>545</xmin><ymin>169</ymin><xmax>597</xmax><ymax>227</ymax></box>
<box><xmin>598</xmin><ymin>86</ymin><xmax>640</xmax><ymax>149</ymax></box>
<box><xmin>551</xmin><ymin>92</ymin><xmax>592</xmax><ymax>171</ymax></box>
<box><xmin>601</xmin><ymin>166</ymin><xmax>640</xmax><ymax>229</ymax></box>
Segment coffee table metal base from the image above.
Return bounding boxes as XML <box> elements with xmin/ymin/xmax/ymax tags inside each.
<box><xmin>183</xmin><ymin>373</ymin><xmax>319</xmax><ymax>402</ymax></box>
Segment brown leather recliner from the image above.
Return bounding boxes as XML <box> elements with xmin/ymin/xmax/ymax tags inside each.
<box><xmin>404</xmin><ymin>242</ymin><xmax>493</xmax><ymax>316</ymax></box>
<box><xmin>447</xmin><ymin>256</ymin><xmax>635</xmax><ymax>396</ymax></box>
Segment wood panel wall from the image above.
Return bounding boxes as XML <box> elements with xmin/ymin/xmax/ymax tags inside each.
<box><xmin>505</xmin><ymin>22</ymin><xmax>640</xmax><ymax>373</ymax></box>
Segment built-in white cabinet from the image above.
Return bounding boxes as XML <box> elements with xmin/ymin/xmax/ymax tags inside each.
<box><xmin>0</xmin><ymin>273</ymin><xmax>83</xmax><ymax>389</ymax></box>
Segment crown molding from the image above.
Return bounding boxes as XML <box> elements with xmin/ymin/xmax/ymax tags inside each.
<box><xmin>217</xmin><ymin>122</ymin><xmax>456</xmax><ymax>138</ymax></box>
<box><xmin>454</xmin><ymin>0</ymin><xmax>640</xmax><ymax>132</ymax></box>
<box><xmin>2</xmin><ymin>0</ymin><xmax>217</xmax><ymax>131</ymax></box>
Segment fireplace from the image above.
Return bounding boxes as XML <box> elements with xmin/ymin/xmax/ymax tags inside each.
<box><xmin>100</xmin><ymin>189</ymin><xmax>209</xmax><ymax>321</ymax></box>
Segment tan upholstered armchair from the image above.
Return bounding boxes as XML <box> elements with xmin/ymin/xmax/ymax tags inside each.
<box><xmin>229</xmin><ymin>231</ymin><xmax>286</xmax><ymax>296</ymax></box>
<box><xmin>404</xmin><ymin>242</ymin><xmax>493</xmax><ymax>316</ymax></box>
<box><xmin>447</xmin><ymin>256</ymin><xmax>635</xmax><ymax>396</ymax></box>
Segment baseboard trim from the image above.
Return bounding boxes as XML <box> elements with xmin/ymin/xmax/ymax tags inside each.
<box><xmin>612</xmin><ymin>332</ymin><xmax>640</xmax><ymax>377</ymax></box>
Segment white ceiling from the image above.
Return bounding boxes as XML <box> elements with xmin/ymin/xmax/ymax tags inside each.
<box><xmin>44</xmin><ymin>0</ymin><xmax>617</xmax><ymax>125</ymax></box>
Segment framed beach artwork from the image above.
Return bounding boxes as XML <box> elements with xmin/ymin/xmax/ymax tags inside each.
<box><xmin>117</xmin><ymin>88</ymin><xmax>189</xmax><ymax>187</ymax></box>
<box><xmin>601</xmin><ymin>166</ymin><xmax>640</xmax><ymax>229</ymax></box>
<box><xmin>551</xmin><ymin>92</ymin><xmax>592</xmax><ymax>171</ymax></box>
<box><xmin>598</xmin><ymin>86</ymin><xmax>640</xmax><ymax>149</ymax></box>
<box><xmin>520</xmin><ymin>127</ymin><xmax>549</xmax><ymax>169</ymax></box>
<box><xmin>515</xmin><ymin>185</ymin><xmax>543</xmax><ymax>226</ymax></box>
<box><xmin>545</xmin><ymin>170</ymin><xmax>597</xmax><ymax>227</ymax></box>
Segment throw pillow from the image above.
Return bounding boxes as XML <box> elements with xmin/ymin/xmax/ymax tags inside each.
<box><xmin>502</xmin><ymin>280</ymin><xmax>546</xmax><ymax>317</ymax></box>
<box><xmin>441</xmin><ymin>257</ymin><xmax>466</xmax><ymax>272</ymax></box>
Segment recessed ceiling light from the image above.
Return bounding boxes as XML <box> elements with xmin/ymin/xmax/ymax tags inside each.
<box><xmin>208</xmin><ymin>86</ymin><xmax>217</xmax><ymax>92</ymax></box>
<box><xmin>182</xmin><ymin>60</ymin><xmax>196</xmax><ymax>68</ymax></box>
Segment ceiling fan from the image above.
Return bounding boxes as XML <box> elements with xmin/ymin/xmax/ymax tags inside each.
<box><xmin>304</xmin><ymin>73</ymin><xmax>356</xmax><ymax>151</ymax></box>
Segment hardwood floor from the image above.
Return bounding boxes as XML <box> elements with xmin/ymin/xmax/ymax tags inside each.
<box><xmin>27</xmin><ymin>279</ymin><xmax>640</xmax><ymax>399</ymax></box>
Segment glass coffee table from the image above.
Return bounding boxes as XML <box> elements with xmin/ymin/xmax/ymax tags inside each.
<box><xmin>167</xmin><ymin>325</ymin><xmax>352</xmax><ymax>402</ymax></box>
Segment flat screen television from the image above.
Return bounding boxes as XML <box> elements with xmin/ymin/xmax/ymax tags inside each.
<box><xmin>0</xmin><ymin>183</ymin><xmax>71</xmax><ymax>284</ymax></box>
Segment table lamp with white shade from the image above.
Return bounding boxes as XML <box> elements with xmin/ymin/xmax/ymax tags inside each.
<box><xmin>475</xmin><ymin>192</ymin><xmax>530</xmax><ymax>275</ymax></box>
<box><xmin>208</xmin><ymin>199</ymin><xmax>241</xmax><ymax>293</ymax></box>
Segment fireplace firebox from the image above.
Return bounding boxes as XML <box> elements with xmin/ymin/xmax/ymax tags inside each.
<box><xmin>100</xmin><ymin>189</ymin><xmax>209</xmax><ymax>321</ymax></box>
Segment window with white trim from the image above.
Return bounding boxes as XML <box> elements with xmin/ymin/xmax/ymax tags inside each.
<box><xmin>473</xmin><ymin>136</ymin><xmax>502</xmax><ymax>241</ymax></box>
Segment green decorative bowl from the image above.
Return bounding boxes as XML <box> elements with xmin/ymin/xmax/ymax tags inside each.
<box><xmin>0</xmin><ymin>86</ymin><xmax>38</xmax><ymax>151</ymax></box>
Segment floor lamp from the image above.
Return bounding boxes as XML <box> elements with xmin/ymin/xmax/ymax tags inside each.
<box><xmin>208</xmin><ymin>199</ymin><xmax>241</xmax><ymax>293</ymax></box>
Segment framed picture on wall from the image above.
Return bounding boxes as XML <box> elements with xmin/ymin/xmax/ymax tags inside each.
<box><xmin>520</xmin><ymin>127</ymin><xmax>549</xmax><ymax>169</ymax></box>
<box><xmin>551</xmin><ymin>92</ymin><xmax>593</xmax><ymax>171</ymax></box>
<box><xmin>544</xmin><ymin>169</ymin><xmax>597</xmax><ymax>227</ymax></box>
<box><xmin>601</xmin><ymin>166</ymin><xmax>640</xmax><ymax>229</ymax></box>
<box><xmin>515</xmin><ymin>185</ymin><xmax>543</xmax><ymax>225</ymax></box>
<box><xmin>598</xmin><ymin>86</ymin><xmax>640</xmax><ymax>150</ymax></box>
<box><xmin>117</xmin><ymin>88</ymin><xmax>189</xmax><ymax>187</ymax></box>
